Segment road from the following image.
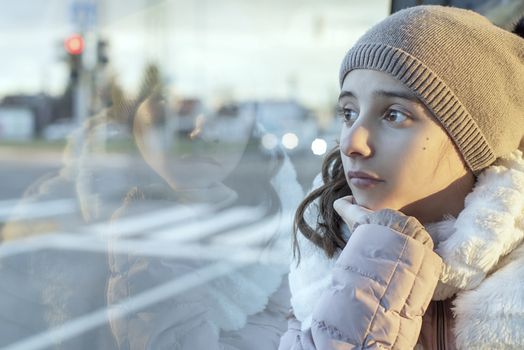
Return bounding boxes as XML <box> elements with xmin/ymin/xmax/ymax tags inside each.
<box><xmin>0</xmin><ymin>146</ymin><xmax>323</xmax><ymax>349</ymax></box>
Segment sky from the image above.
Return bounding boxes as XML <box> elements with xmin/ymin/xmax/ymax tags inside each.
<box><xmin>0</xmin><ymin>0</ymin><xmax>389</xmax><ymax>109</ymax></box>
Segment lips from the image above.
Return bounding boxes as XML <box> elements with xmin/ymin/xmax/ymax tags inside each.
<box><xmin>347</xmin><ymin>170</ymin><xmax>383</xmax><ymax>189</ymax></box>
<box><xmin>347</xmin><ymin>171</ymin><xmax>382</xmax><ymax>181</ymax></box>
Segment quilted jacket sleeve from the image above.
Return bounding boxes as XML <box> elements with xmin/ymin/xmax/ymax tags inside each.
<box><xmin>279</xmin><ymin>211</ymin><xmax>442</xmax><ymax>350</ymax></box>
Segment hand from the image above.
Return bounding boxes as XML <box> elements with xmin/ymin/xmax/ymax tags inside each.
<box><xmin>335</xmin><ymin>196</ymin><xmax>433</xmax><ymax>246</ymax></box>
<box><xmin>333</xmin><ymin>195</ymin><xmax>374</xmax><ymax>232</ymax></box>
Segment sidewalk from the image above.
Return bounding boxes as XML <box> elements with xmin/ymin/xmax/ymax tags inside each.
<box><xmin>0</xmin><ymin>144</ymin><xmax>133</xmax><ymax>167</ymax></box>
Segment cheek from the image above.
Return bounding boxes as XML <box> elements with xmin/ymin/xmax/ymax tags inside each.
<box><xmin>378</xmin><ymin>136</ymin><xmax>438</xmax><ymax>197</ymax></box>
<box><xmin>393</xmin><ymin>137</ymin><xmax>452</xmax><ymax>196</ymax></box>
<box><xmin>395</xmin><ymin>134</ymin><xmax>437</xmax><ymax>168</ymax></box>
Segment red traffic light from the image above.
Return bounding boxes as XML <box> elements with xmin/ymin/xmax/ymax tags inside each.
<box><xmin>64</xmin><ymin>34</ymin><xmax>84</xmax><ymax>55</ymax></box>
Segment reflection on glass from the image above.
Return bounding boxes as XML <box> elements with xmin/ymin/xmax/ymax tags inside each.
<box><xmin>0</xmin><ymin>1</ymin><xmax>391</xmax><ymax>348</ymax></box>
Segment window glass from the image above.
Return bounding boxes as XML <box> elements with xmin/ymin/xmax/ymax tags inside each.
<box><xmin>0</xmin><ymin>1</ymin><xmax>388</xmax><ymax>349</ymax></box>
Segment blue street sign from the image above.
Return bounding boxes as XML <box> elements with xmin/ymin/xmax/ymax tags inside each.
<box><xmin>70</xmin><ymin>0</ymin><xmax>97</xmax><ymax>30</ymax></box>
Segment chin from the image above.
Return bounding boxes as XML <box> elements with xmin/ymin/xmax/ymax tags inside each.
<box><xmin>353</xmin><ymin>195</ymin><xmax>398</xmax><ymax>212</ymax></box>
<box><xmin>352</xmin><ymin>195</ymin><xmax>377</xmax><ymax>210</ymax></box>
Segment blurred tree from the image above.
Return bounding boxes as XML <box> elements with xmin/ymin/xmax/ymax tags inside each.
<box><xmin>137</xmin><ymin>63</ymin><xmax>163</xmax><ymax>102</ymax></box>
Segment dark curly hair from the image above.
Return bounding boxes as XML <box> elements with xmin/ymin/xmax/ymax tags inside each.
<box><xmin>292</xmin><ymin>144</ymin><xmax>350</xmax><ymax>265</ymax></box>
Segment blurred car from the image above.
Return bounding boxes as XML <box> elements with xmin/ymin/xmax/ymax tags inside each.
<box><xmin>314</xmin><ymin>116</ymin><xmax>341</xmax><ymax>156</ymax></box>
<box><xmin>239</xmin><ymin>100</ymin><xmax>319</xmax><ymax>155</ymax></box>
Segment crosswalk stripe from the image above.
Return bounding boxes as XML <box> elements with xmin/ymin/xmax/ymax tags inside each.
<box><xmin>210</xmin><ymin>214</ymin><xmax>282</xmax><ymax>246</ymax></box>
<box><xmin>0</xmin><ymin>232</ymin><xmax>67</xmax><ymax>258</ymax></box>
<box><xmin>0</xmin><ymin>198</ymin><xmax>77</xmax><ymax>221</ymax></box>
<box><xmin>0</xmin><ymin>205</ymin><xmax>275</xmax><ymax>258</ymax></box>
<box><xmin>149</xmin><ymin>205</ymin><xmax>266</xmax><ymax>242</ymax></box>
<box><xmin>0</xmin><ymin>204</ymin><xmax>214</xmax><ymax>258</ymax></box>
<box><xmin>86</xmin><ymin>203</ymin><xmax>213</xmax><ymax>238</ymax></box>
<box><xmin>0</xmin><ymin>198</ymin><xmax>30</xmax><ymax>209</ymax></box>
<box><xmin>27</xmin><ymin>233</ymin><xmax>287</xmax><ymax>265</ymax></box>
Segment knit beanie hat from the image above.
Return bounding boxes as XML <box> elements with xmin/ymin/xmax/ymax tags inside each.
<box><xmin>339</xmin><ymin>5</ymin><xmax>524</xmax><ymax>173</ymax></box>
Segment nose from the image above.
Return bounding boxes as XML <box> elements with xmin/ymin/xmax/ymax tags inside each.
<box><xmin>339</xmin><ymin>122</ymin><xmax>373</xmax><ymax>158</ymax></box>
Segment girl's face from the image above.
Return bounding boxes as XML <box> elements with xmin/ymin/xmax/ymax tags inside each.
<box><xmin>134</xmin><ymin>97</ymin><xmax>255</xmax><ymax>189</ymax></box>
<box><xmin>339</xmin><ymin>69</ymin><xmax>474</xmax><ymax>223</ymax></box>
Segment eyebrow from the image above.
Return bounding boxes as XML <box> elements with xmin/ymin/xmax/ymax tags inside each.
<box><xmin>338</xmin><ymin>89</ymin><xmax>421</xmax><ymax>104</ymax></box>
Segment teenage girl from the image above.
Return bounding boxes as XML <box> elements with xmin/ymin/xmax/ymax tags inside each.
<box><xmin>280</xmin><ymin>6</ymin><xmax>524</xmax><ymax>349</ymax></box>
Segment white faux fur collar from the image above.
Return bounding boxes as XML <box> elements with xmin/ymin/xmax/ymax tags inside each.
<box><xmin>289</xmin><ymin>150</ymin><xmax>524</xmax><ymax>346</ymax></box>
<box><xmin>428</xmin><ymin>150</ymin><xmax>524</xmax><ymax>300</ymax></box>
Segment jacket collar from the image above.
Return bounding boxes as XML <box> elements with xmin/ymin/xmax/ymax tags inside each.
<box><xmin>427</xmin><ymin>150</ymin><xmax>524</xmax><ymax>299</ymax></box>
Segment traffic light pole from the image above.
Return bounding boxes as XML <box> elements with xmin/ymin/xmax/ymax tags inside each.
<box><xmin>73</xmin><ymin>55</ymin><xmax>89</xmax><ymax>129</ymax></box>
<box><xmin>64</xmin><ymin>33</ymin><xmax>89</xmax><ymax>155</ymax></box>
<box><xmin>68</xmin><ymin>0</ymin><xmax>100</xmax><ymax>153</ymax></box>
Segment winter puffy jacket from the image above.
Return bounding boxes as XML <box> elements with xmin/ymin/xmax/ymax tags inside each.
<box><xmin>280</xmin><ymin>150</ymin><xmax>524</xmax><ymax>350</ymax></box>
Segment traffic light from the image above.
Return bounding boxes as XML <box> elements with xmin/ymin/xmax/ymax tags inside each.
<box><xmin>97</xmin><ymin>39</ymin><xmax>109</xmax><ymax>66</ymax></box>
<box><xmin>64</xmin><ymin>34</ymin><xmax>84</xmax><ymax>56</ymax></box>
<box><xmin>64</xmin><ymin>34</ymin><xmax>84</xmax><ymax>81</ymax></box>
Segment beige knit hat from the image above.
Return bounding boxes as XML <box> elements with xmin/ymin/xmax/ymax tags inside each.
<box><xmin>339</xmin><ymin>5</ymin><xmax>524</xmax><ymax>173</ymax></box>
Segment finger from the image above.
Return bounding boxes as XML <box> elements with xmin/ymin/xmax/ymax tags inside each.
<box><xmin>333</xmin><ymin>196</ymin><xmax>372</xmax><ymax>217</ymax></box>
<box><xmin>333</xmin><ymin>196</ymin><xmax>353</xmax><ymax>217</ymax></box>
<box><xmin>333</xmin><ymin>196</ymin><xmax>373</xmax><ymax>226</ymax></box>
<box><xmin>333</xmin><ymin>197</ymin><xmax>361</xmax><ymax>229</ymax></box>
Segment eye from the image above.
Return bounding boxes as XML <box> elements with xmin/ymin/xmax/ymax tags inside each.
<box><xmin>383</xmin><ymin>109</ymin><xmax>411</xmax><ymax>125</ymax></box>
<box><xmin>337</xmin><ymin>106</ymin><xmax>358</xmax><ymax>125</ymax></box>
